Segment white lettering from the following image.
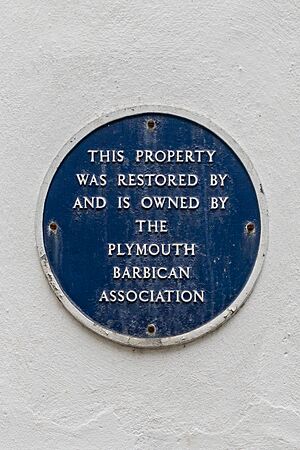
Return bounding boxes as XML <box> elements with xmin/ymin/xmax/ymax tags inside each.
<box><xmin>210</xmin><ymin>196</ymin><xmax>229</xmax><ymax>210</ymax></box>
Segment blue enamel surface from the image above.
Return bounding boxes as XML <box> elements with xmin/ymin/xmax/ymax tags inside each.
<box><xmin>43</xmin><ymin>113</ymin><xmax>261</xmax><ymax>338</ymax></box>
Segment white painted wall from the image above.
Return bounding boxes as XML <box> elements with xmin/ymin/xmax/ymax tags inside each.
<box><xmin>1</xmin><ymin>1</ymin><xmax>299</xmax><ymax>449</ymax></box>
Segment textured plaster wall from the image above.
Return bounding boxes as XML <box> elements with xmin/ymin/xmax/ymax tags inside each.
<box><xmin>1</xmin><ymin>1</ymin><xmax>300</xmax><ymax>449</ymax></box>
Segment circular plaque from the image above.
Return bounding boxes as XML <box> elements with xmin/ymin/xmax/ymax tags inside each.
<box><xmin>36</xmin><ymin>106</ymin><xmax>267</xmax><ymax>348</ymax></box>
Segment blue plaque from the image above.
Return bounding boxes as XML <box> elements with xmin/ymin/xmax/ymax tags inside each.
<box><xmin>36</xmin><ymin>107</ymin><xmax>267</xmax><ymax>347</ymax></box>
